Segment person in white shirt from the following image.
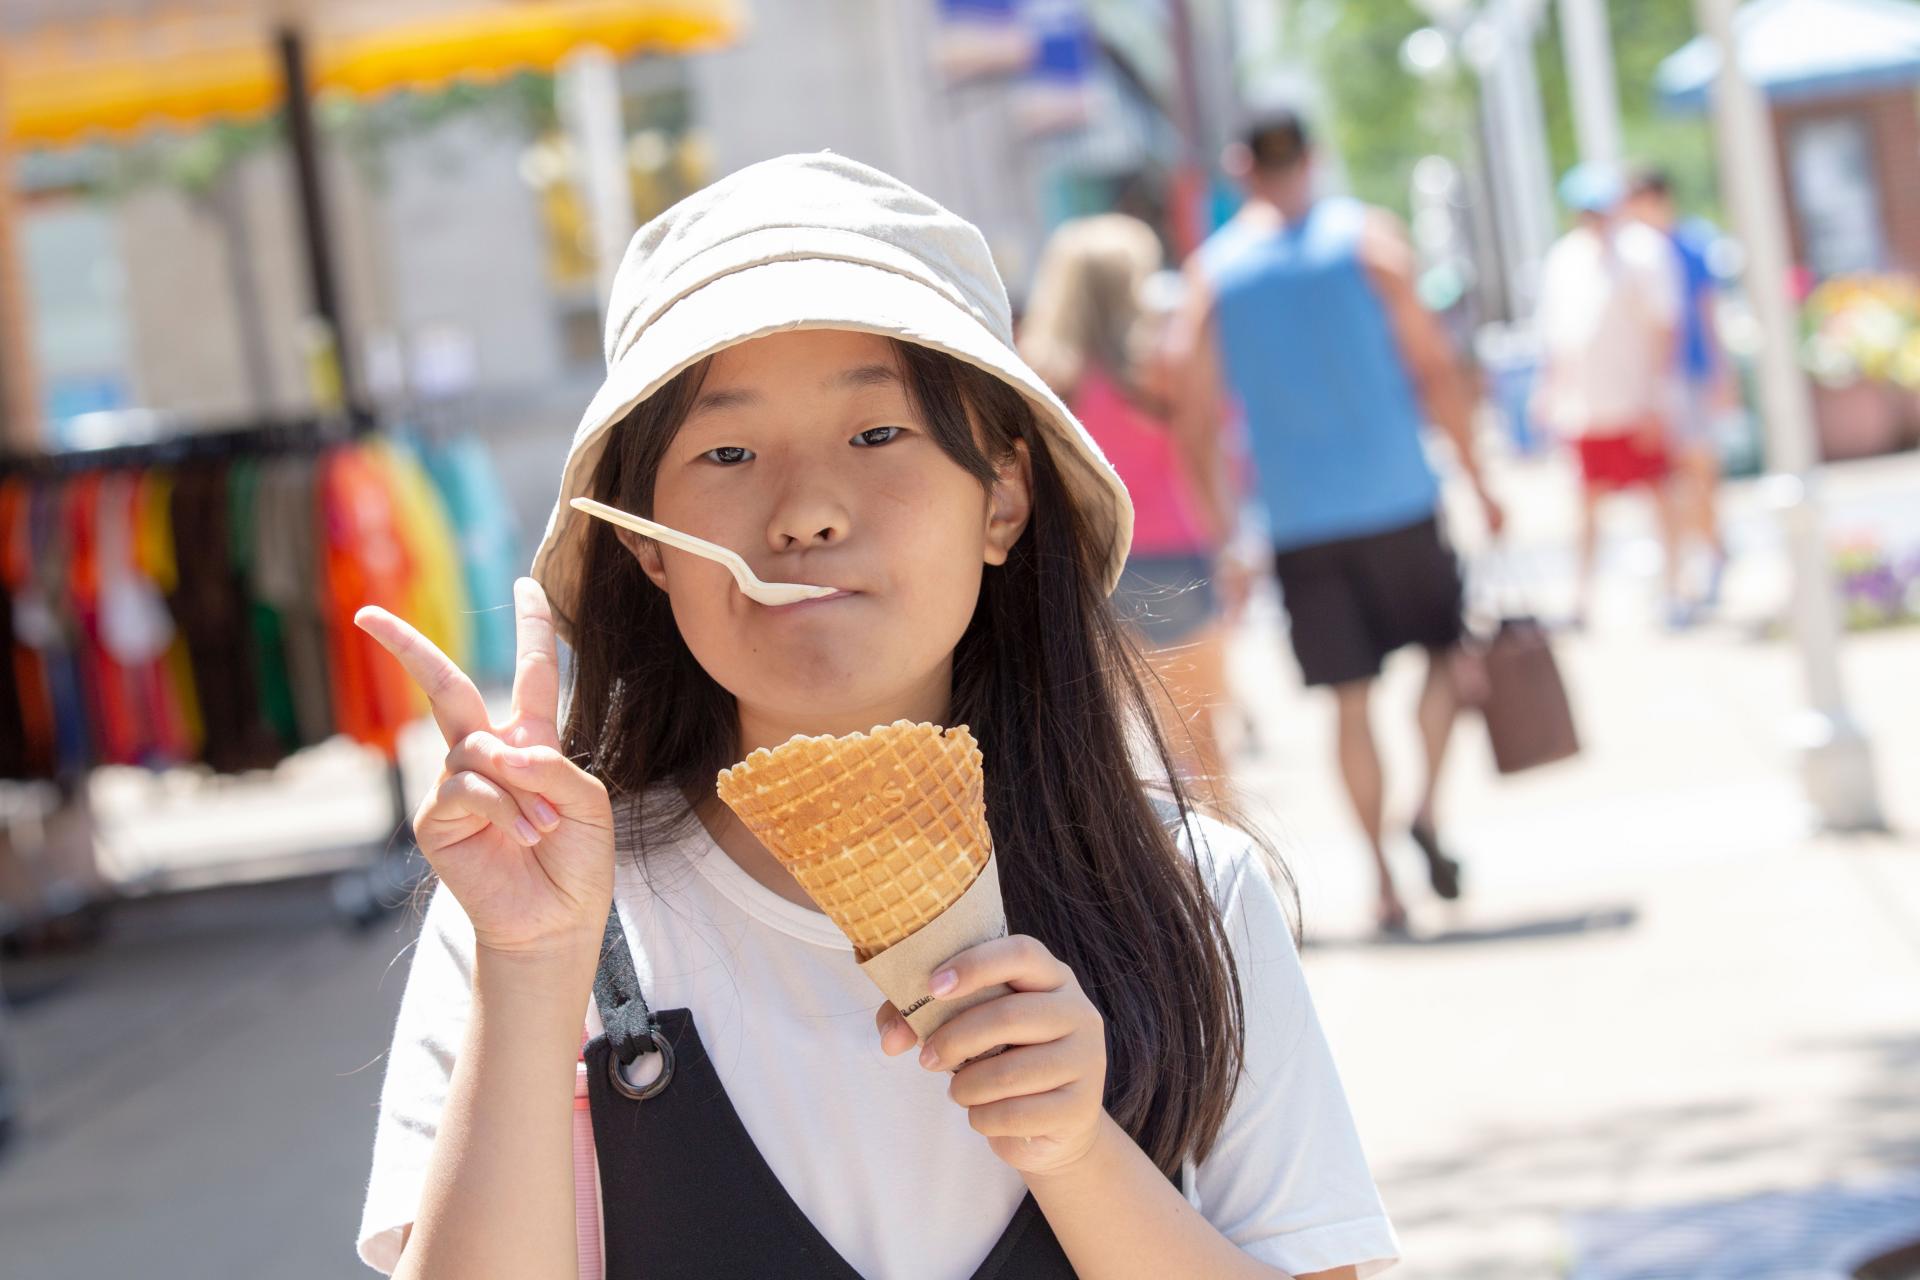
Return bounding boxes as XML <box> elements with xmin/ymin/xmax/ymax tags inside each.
<box><xmin>1533</xmin><ymin>162</ymin><xmax>1687</xmax><ymax>628</ymax></box>
<box><xmin>351</xmin><ymin>154</ymin><xmax>1399</xmax><ymax>1280</ymax></box>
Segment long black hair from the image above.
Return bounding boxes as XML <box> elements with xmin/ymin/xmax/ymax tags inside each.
<box><xmin>557</xmin><ymin>337</ymin><xmax>1291</xmax><ymax>1175</ymax></box>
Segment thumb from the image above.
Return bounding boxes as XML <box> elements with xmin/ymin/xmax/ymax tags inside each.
<box><xmin>875</xmin><ymin>1001</ymin><xmax>918</xmax><ymax>1055</ymax></box>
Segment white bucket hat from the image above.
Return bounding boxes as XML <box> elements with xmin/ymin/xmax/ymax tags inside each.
<box><xmin>528</xmin><ymin>151</ymin><xmax>1134</xmax><ymax>641</ymax></box>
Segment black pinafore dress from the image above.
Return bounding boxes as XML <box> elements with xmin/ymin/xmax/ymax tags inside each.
<box><xmin>582</xmin><ymin>903</ymin><xmax>1182</xmax><ymax>1278</ymax></box>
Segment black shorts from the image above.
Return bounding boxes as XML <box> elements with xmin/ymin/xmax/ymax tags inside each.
<box><xmin>1272</xmin><ymin>516</ymin><xmax>1465</xmax><ymax>687</ymax></box>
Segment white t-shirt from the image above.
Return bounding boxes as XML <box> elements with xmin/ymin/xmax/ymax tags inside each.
<box><xmin>1536</xmin><ymin>220</ymin><xmax>1683</xmax><ymax>435</ymax></box>
<box><xmin>356</xmin><ymin>792</ymin><xmax>1400</xmax><ymax>1278</ymax></box>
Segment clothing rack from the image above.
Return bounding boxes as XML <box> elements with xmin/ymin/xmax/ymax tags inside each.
<box><xmin>0</xmin><ymin>410</ymin><xmax>428</xmax><ymax>935</ymax></box>
<box><xmin>0</xmin><ymin>410</ymin><xmax>372</xmax><ymax>478</ymax></box>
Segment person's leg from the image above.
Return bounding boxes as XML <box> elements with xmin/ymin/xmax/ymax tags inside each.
<box><xmin>1681</xmin><ymin>444</ymin><xmax>1729</xmax><ymax>603</ymax></box>
<box><xmin>1409</xmin><ymin>647</ymin><xmax>1466</xmax><ymax>900</ymax></box>
<box><xmin>1650</xmin><ymin>473</ymin><xmax>1687</xmax><ymax>623</ymax></box>
<box><xmin>1276</xmin><ymin>539</ymin><xmax>1400</xmax><ymax>928</ymax></box>
<box><xmin>1676</xmin><ymin>383</ymin><xmax>1730</xmax><ymax>564</ymax></box>
<box><xmin>1333</xmin><ymin>678</ymin><xmax>1403</xmax><ymax>928</ymax></box>
<box><xmin>1120</xmin><ymin>555</ymin><xmax>1232</xmax><ymax>793</ymax></box>
<box><xmin>1362</xmin><ymin>516</ymin><xmax>1472</xmax><ymax>902</ymax></box>
<box><xmin>1412</xmin><ymin>646</ymin><xmax>1458</xmax><ymax>831</ymax></box>
<box><xmin>1576</xmin><ymin>485</ymin><xmax>1603</xmax><ymax>627</ymax></box>
<box><xmin>1144</xmin><ymin>623</ymin><xmax>1230</xmax><ymax>787</ymax></box>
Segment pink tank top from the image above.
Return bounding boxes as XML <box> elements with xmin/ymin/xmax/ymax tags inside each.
<box><xmin>1070</xmin><ymin>367</ymin><xmax>1211</xmax><ymax>557</ymax></box>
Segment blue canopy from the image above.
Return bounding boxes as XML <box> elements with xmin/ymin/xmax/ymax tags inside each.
<box><xmin>1658</xmin><ymin>0</ymin><xmax>1920</xmax><ymax>111</ymax></box>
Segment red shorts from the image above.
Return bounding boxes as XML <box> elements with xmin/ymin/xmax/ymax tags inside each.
<box><xmin>1576</xmin><ymin>426</ymin><xmax>1671</xmax><ymax>491</ymax></box>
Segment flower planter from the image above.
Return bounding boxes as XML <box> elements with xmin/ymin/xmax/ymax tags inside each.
<box><xmin>1811</xmin><ymin>378</ymin><xmax>1907</xmax><ymax>461</ymax></box>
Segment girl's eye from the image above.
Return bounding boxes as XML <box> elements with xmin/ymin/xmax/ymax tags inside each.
<box><xmin>852</xmin><ymin>426</ymin><xmax>904</xmax><ymax>448</ymax></box>
<box><xmin>703</xmin><ymin>446</ymin><xmax>754</xmax><ymax>465</ymax></box>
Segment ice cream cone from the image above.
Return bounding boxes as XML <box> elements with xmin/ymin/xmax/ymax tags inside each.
<box><xmin>716</xmin><ymin>720</ymin><xmax>991</xmax><ymax>960</ymax></box>
<box><xmin>715</xmin><ymin>720</ymin><xmax>1013</xmax><ymax>1050</ymax></box>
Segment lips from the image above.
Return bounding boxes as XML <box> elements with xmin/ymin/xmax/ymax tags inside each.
<box><xmin>763</xmin><ymin>589</ymin><xmax>856</xmax><ymax>612</ymax></box>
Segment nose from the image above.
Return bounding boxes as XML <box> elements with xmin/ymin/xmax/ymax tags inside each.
<box><xmin>763</xmin><ymin>466</ymin><xmax>851</xmax><ymax>554</ymax></box>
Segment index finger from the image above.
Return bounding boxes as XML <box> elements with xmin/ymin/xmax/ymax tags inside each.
<box><xmin>933</xmin><ymin>934</ymin><xmax>1070</xmax><ymax>1001</ymax></box>
<box><xmin>354</xmin><ymin>605</ymin><xmax>491</xmax><ymax>747</ymax></box>
<box><xmin>508</xmin><ymin>577</ymin><xmax>560</xmax><ymax>741</ymax></box>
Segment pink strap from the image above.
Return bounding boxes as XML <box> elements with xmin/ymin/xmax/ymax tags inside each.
<box><xmin>574</xmin><ymin>1029</ymin><xmax>604</xmax><ymax>1280</ymax></box>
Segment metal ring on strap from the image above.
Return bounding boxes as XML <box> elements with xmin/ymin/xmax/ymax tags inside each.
<box><xmin>607</xmin><ymin>1025</ymin><xmax>675</xmax><ymax>1101</ymax></box>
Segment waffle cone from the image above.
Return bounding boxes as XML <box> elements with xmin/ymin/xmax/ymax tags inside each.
<box><xmin>716</xmin><ymin>720</ymin><xmax>992</xmax><ymax>960</ymax></box>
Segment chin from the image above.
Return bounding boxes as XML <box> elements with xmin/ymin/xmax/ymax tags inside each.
<box><xmin>728</xmin><ymin>663</ymin><xmax>944</xmax><ymax>737</ymax></box>
<box><xmin>729</xmin><ymin>657</ymin><xmax>881</xmax><ymax>709</ymax></box>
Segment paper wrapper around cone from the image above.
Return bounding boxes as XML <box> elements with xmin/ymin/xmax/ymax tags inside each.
<box><xmin>715</xmin><ymin>721</ymin><xmax>1012</xmax><ymax>1044</ymax></box>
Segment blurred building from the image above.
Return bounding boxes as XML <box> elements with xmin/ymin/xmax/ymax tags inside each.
<box><xmin>1658</xmin><ymin>0</ymin><xmax>1920</xmax><ymax>461</ymax></box>
<box><xmin>5</xmin><ymin>0</ymin><xmax>1255</xmax><ymax>521</ymax></box>
<box><xmin>1658</xmin><ymin>0</ymin><xmax>1920</xmax><ymax>279</ymax></box>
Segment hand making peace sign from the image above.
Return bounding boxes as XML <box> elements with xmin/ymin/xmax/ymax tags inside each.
<box><xmin>355</xmin><ymin>578</ymin><xmax>614</xmax><ymax>962</ymax></box>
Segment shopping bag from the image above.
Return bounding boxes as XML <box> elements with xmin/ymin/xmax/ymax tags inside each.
<box><xmin>1477</xmin><ymin>615</ymin><xmax>1580</xmax><ymax>774</ymax></box>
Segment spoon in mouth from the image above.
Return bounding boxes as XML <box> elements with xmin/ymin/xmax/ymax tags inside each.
<box><xmin>570</xmin><ymin>497</ymin><xmax>841</xmax><ymax>607</ymax></box>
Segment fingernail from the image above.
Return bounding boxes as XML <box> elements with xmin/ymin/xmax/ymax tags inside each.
<box><xmin>513</xmin><ymin>817</ymin><xmax>540</xmax><ymax>845</ymax></box>
<box><xmin>930</xmin><ymin>969</ymin><xmax>957</xmax><ymax>997</ymax></box>
<box><xmin>530</xmin><ymin>798</ymin><xmax>559</xmax><ymax>829</ymax></box>
<box><xmin>918</xmin><ymin>1043</ymin><xmax>939</xmax><ymax>1070</ymax></box>
<box><xmin>505</xmin><ymin>750</ymin><xmax>533</xmax><ymax>769</ymax></box>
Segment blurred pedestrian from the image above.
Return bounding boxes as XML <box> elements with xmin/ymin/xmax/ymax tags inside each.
<box><xmin>1626</xmin><ymin>166</ymin><xmax>1734</xmax><ymax>611</ymax></box>
<box><xmin>1172</xmin><ymin>106</ymin><xmax>1504</xmax><ymax>936</ymax></box>
<box><xmin>1533</xmin><ymin>163</ymin><xmax>1687</xmax><ymax>628</ymax></box>
<box><xmin>1019</xmin><ymin>214</ymin><xmax>1232</xmax><ymax>786</ymax></box>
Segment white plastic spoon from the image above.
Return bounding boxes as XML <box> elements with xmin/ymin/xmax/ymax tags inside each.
<box><xmin>570</xmin><ymin>497</ymin><xmax>841</xmax><ymax>607</ymax></box>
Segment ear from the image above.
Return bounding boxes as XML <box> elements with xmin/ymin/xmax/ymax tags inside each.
<box><xmin>615</xmin><ymin>526</ymin><xmax>670</xmax><ymax>591</ymax></box>
<box><xmin>982</xmin><ymin>439</ymin><xmax>1033</xmax><ymax>568</ymax></box>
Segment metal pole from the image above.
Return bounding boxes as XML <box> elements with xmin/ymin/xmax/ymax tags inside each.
<box><xmin>211</xmin><ymin>171</ymin><xmax>275</xmax><ymax>415</ymax></box>
<box><xmin>1167</xmin><ymin>0</ymin><xmax>1208</xmax><ymax>257</ymax></box>
<box><xmin>1695</xmin><ymin>0</ymin><xmax>1883</xmax><ymax>831</ymax></box>
<box><xmin>1556</xmin><ymin>0</ymin><xmax>1624</xmax><ymax>166</ymax></box>
<box><xmin>0</xmin><ymin>64</ymin><xmax>42</xmax><ymax>450</ymax></box>
<box><xmin>557</xmin><ymin>46</ymin><xmax>636</xmax><ymax>315</ymax></box>
<box><xmin>275</xmin><ymin>25</ymin><xmax>360</xmax><ymax>418</ymax></box>
<box><xmin>1479</xmin><ymin>0</ymin><xmax>1556</xmax><ymax>317</ymax></box>
<box><xmin>1464</xmin><ymin>86</ymin><xmax>1513</xmax><ymax>322</ymax></box>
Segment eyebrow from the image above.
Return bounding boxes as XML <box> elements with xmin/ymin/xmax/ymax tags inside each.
<box><xmin>687</xmin><ymin>362</ymin><xmax>903</xmax><ymax>417</ymax></box>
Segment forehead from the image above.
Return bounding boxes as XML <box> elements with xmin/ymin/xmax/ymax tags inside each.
<box><xmin>702</xmin><ymin>328</ymin><xmax>901</xmax><ymax>387</ymax></box>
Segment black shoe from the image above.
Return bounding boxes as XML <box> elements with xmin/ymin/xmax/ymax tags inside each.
<box><xmin>1410</xmin><ymin>822</ymin><xmax>1463</xmax><ymax>900</ymax></box>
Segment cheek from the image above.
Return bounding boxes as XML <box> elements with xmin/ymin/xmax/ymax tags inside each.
<box><xmin>878</xmin><ymin>476</ymin><xmax>991</xmax><ymax>641</ymax></box>
<box><xmin>650</xmin><ymin>470</ymin><xmax>750</xmax><ymax>549</ymax></box>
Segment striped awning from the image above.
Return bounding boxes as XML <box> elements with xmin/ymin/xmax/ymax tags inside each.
<box><xmin>1</xmin><ymin>0</ymin><xmax>743</xmax><ymax>146</ymax></box>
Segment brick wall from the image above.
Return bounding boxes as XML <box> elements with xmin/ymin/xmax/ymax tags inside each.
<box><xmin>1774</xmin><ymin>88</ymin><xmax>1920</xmax><ymax>275</ymax></box>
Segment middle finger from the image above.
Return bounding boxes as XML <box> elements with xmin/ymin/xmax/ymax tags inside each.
<box><xmin>922</xmin><ymin>991</ymin><xmax>1081</xmax><ymax>1071</ymax></box>
<box><xmin>948</xmin><ymin>1038</ymin><xmax>1082</xmax><ymax>1107</ymax></box>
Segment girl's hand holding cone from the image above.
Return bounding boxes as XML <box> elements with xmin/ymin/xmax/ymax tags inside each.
<box><xmin>875</xmin><ymin>933</ymin><xmax>1108</xmax><ymax>1177</ymax></box>
<box><xmin>355</xmin><ymin>578</ymin><xmax>614</xmax><ymax>964</ymax></box>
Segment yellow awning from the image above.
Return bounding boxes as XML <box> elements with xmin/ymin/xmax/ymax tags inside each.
<box><xmin>1</xmin><ymin>0</ymin><xmax>743</xmax><ymax>147</ymax></box>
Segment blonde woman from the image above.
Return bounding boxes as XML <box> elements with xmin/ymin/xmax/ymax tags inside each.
<box><xmin>1020</xmin><ymin>214</ymin><xmax>1233</xmax><ymax>786</ymax></box>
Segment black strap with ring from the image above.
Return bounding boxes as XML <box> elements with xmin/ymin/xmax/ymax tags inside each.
<box><xmin>593</xmin><ymin>901</ymin><xmax>674</xmax><ymax>1101</ymax></box>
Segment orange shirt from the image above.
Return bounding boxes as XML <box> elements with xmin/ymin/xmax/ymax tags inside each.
<box><xmin>320</xmin><ymin>446</ymin><xmax>424</xmax><ymax>758</ymax></box>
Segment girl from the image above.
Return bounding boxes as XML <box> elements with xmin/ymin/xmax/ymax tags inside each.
<box><xmin>1019</xmin><ymin>214</ymin><xmax>1239</xmax><ymax>786</ymax></box>
<box><xmin>354</xmin><ymin>153</ymin><xmax>1398</xmax><ymax>1280</ymax></box>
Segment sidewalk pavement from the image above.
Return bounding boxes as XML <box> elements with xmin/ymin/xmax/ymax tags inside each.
<box><xmin>1221</xmin><ymin>450</ymin><xmax>1920</xmax><ymax>1277</ymax></box>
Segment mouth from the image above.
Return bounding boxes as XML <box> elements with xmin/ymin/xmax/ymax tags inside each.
<box><xmin>762</xmin><ymin>589</ymin><xmax>856</xmax><ymax>613</ymax></box>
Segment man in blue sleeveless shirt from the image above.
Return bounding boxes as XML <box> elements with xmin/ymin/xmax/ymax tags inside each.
<box><xmin>1174</xmin><ymin>107</ymin><xmax>1503</xmax><ymax>936</ymax></box>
